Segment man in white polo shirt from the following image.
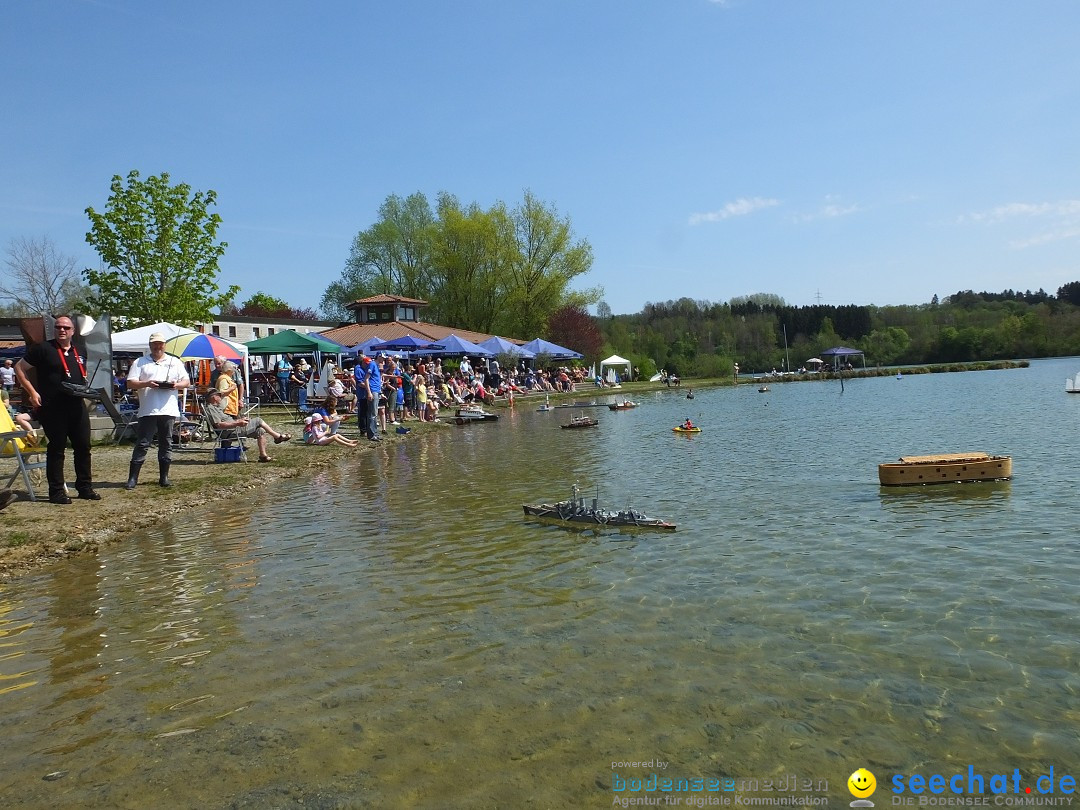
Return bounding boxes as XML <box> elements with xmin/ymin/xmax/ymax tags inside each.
<box><xmin>125</xmin><ymin>331</ymin><xmax>190</xmax><ymax>489</ymax></box>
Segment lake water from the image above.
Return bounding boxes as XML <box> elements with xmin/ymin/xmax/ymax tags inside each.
<box><xmin>2</xmin><ymin>359</ymin><xmax>1078</xmax><ymax>808</ymax></box>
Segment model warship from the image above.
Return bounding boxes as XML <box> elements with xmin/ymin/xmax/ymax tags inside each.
<box><xmin>522</xmin><ymin>485</ymin><xmax>676</xmax><ymax>531</ymax></box>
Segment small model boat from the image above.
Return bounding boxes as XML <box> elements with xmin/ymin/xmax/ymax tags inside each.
<box><xmin>758</xmin><ymin>386</ymin><xmax>769</xmax><ymax>393</ymax></box>
<box><xmin>537</xmin><ymin>396</ymin><xmax>554</xmax><ymax>412</ymax></box>
<box><xmin>878</xmin><ymin>452</ymin><xmax>1012</xmax><ymax>486</ymax></box>
<box><xmin>523</xmin><ymin>485</ymin><xmax>676</xmax><ymax>531</ymax></box>
<box><xmin>454</xmin><ymin>405</ymin><xmax>499</xmax><ymax>425</ymax></box>
<box><xmin>561</xmin><ymin>414</ymin><xmax>599</xmax><ymax>429</ymax></box>
<box><xmin>672</xmin><ymin>423</ymin><xmax>701</xmax><ymax>433</ymax></box>
<box><xmin>608</xmin><ymin>400</ymin><xmax>638</xmax><ymax>411</ymax></box>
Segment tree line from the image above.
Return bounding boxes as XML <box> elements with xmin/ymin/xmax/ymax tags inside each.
<box><xmin>595</xmin><ymin>289</ymin><xmax>1080</xmax><ymax>379</ymax></box>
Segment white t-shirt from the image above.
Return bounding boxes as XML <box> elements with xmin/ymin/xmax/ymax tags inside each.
<box><xmin>128</xmin><ymin>354</ymin><xmax>189</xmax><ymax>418</ymax></box>
<box><xmin>0</xmin><ymin>365</ymin><xmax>14</xmax><ymax>386</ymax></box>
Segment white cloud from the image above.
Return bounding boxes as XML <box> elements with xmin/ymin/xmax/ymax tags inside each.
<box><xmin>795</xmin><ymin>197</ymin><xmax>860</xmax><ymax>222</ymax></box>
<box><xmin>689</xmin><ymin>197</ymin><xmax>779</xmax><ymax>225</ymax></box>
<box><xmin>963</xmin><ymin>199</ymin><xmax>1080</xmax><ymax>223</ymax></box>
<box><xmin>962</xmin><ymin>199</ymin><xmax>1080</xmax><ymax>248</ymax></box>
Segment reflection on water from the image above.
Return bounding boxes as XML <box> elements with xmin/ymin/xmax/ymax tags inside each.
<box><xmin>2</xmin><ymin>360</ymin><xmax>1080</xmax><ymax>807</ymax></box>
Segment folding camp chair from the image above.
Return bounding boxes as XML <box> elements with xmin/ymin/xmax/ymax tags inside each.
<box><xmin>0</xmin><ymin>429</ymin><xmax>48</xmax><ymax>501</ymax></box>
<box><xmin>97</xmin><ymin>388</ymin><xmax>139</xmax><ymax>443</ymax></box>
<box><xmin>201</xmin><ymin>399</ymin><xmax>249</xmax><ymax>463</ymax></box>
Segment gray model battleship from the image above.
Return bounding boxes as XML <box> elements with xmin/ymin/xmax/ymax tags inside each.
<box><xmin>522</xmin><ymin>484</ymin><xmax>676</xmax><ymax>531</ymax></box>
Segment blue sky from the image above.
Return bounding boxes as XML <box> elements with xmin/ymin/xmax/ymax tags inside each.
<box><xmin>3</xmin><ymin>1</ymin><xmax>1079</xmax><ymax>316</ymax></box>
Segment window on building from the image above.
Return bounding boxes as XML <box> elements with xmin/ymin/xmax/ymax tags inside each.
<box><xmin>253</xmin><ymin>327</ymin><xmax>261</xmax><ymax>338</ymax></box>
<box><xmin>228</xmin><ymin>326</ymin><xmax>236</xmax><ymax>338</ymax></box>
<box><xmin>268</xmin><ymin>328</ymin><xmax>275</xmax><ymax>335</ymax></box>
<box><xmin>212</xmin><ymin>325</ymin><xmax>220</xmax><ymax>336</ymax></box>
<box><xmin>367</xmin><ymin>311</ymin><xmax>378</xmax><ymax>322</ymax></box>
<box><xmin>381</xmin><ymin>312</ymin><xmax>390</xmax><ymax>320</ymax></box>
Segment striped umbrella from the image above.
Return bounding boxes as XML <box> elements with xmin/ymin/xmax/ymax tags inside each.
<box><xmin>163</xmin><ymin>332</ymin><xmax>245</xmax><ymax>361</ymax></box>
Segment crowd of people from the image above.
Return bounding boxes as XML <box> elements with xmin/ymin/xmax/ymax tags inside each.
<box><xmin>3</xmin><ymin>315</ymin><xmax>611</xmax><ymax>506</ymax></box>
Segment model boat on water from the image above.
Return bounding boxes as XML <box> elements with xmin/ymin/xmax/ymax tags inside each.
<box><xmin>608</xmin><ymin>400</ymin><xmax>638</xmax><ymax>411</ymax></box>
<box><xmin>878</xmin><ymin>452</ymin><xmax>1012</xmax><ymax>486</ymax></box>
<box><xmin>561</xmin><ymin>414</ymin><xmax>599</xmax><ymax>429</ymax></box>
<box><xmin>453</xmin><ymin>405</ymin><xmax>499</xmax><ymax>425</ymax></box>
<box><xmin>672</xmin><ymin>425</ymin><xmax>701</xmax><ymax>434</ymax></box>
<box><xmin>522</xmin><ymin>485</ymin><xmax>676</xmax><ymax>531</ymax></box>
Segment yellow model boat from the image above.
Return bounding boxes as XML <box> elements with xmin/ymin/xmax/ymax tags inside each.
<box><xmin>878</xmin><ymin>452</ymin><xmax>1012</xmax><ymax>486</ymax></box>
<box><xmin>672</xmin><ymin>426</ymin><xmax>701</xmax><ymax>434</ymax></box>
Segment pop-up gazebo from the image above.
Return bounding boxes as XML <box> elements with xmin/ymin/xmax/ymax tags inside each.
<box><xmin>599</xmin><ymin>354</ymin><xmax>632</xmax><ymax>383</ymax></box>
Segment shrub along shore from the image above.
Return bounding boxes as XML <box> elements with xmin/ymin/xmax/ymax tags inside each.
<box><xmin>0</xmin><ymin>361</ymin><xmax>1025</xmax><ymax>580</ymax></box>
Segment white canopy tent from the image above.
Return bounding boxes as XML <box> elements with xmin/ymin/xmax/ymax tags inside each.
<box><xmin>111</xmin><ymin>321</ymin><xmax>194</xmax><ymax>353</ymax></box>
<box><xmin>600</xmin><ymin>354</ymin><xmax>632</xmax><ymax>383</ymax></box>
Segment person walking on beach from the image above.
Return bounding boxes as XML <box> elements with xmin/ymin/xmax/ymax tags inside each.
<box><xmin>125</xmin><ymin>331</ymin><xmax>190</xmax><ymax>489</ymax></box>
<box><xmin>14</xmin><ymin>315</ymin><xmax>99</xmax><ymax>504</ymax></box>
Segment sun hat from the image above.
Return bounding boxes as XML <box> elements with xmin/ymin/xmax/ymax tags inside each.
<box><xmin>311</xmin><ymin>413</ymin><xmax>324</xmax><ymax>422</ymax></box>
<box><xmin>303</xmin><ymin>416</ymin><xmax>313</xmax><ymax>425</ymax></box>
<box><xmin>148</xmin><ymin>332</ymin><xmax>166</xmax><ymax>343</ymax></box>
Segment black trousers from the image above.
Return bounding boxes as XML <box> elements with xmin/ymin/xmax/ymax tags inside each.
<box><xmin>356</xmin><ymin>395</ymin><xmax>373</xmax><ymax>438</ymax></box>
<box><xmin>39</xmin><ymin>395</ymin><xmax>92</xmax><ymax>495</ymax></box>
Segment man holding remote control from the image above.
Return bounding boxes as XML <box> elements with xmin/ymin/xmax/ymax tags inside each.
<box><xmin>15</xmin><ymin>315</ymin><xmax>99</xmax><ymax>504</ymax></box>
<box><xmin>125</xmin><ymin>331</ymin><xmax>190</xmax><ymax>490</ymax></box>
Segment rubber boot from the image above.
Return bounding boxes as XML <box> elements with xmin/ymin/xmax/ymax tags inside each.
<box><xmin>125</xmin><ymin>462</ymin><xmax>142</xmax><ymax>491</ymax></box>
<box><xmin>159</xmin><ymin>461</ymin><xmax>172</xmax><ymax>488</ymax></box>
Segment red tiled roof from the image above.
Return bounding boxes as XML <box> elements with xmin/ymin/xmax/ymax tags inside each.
<box><xmin>319</xmin><ymin>321</ymin><xmax>525</xmax><ymax>350</ymax></box>
<box><xmin>345</xmin><ymin>294</ymin><xmax>428</xmax><ymax>307</ymax></box>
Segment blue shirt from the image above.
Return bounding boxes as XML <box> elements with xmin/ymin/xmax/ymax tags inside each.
<box><xmin>357</xmin><ymin>360</ymin><xmax>381</xmax><ymax>395</ymax></box>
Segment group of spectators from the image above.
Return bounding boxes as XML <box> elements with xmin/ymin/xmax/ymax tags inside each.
<box><xmin>3</xmin><ymin>315</ymin><xmax>599</xmax><ymax>507</ymax></box>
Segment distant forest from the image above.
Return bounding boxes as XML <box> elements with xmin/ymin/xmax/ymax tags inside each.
<box><xmin>594</xmin><ymin>284</ymin><xmax>1080</xmax><ymax>378</ymax></box>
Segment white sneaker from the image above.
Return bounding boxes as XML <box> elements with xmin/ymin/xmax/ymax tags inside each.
<box><xmin>391</xmin><ymin>420</ymin><xmax>401</xmax><ymax>425</ymax></box>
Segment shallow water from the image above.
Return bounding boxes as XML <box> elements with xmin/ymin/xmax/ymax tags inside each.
<box><xmin>2</xmin><ymin>359</ymin><xmax>1079</xmax><ymax>807</ymax></box>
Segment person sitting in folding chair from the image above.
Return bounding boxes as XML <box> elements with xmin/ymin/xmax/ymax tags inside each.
<box><xmin>203</xmin><ymin>389</ymin><xmax>291</xmax><ymax>463</ymax></box>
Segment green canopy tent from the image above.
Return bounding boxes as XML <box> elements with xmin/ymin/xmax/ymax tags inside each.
<box><xmin>244</xmin><ymin>330</ymin><xmax>350</xmax><ymax>355</ymax></box>
<box><xmin>244</xmin><ymin>330</ymin><xmax>355</xmax><ymax>416</ymax></box>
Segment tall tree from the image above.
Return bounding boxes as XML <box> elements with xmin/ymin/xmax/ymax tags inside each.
<box><xmin>329</xmin><ymin>192</ymin><xmax>436</xmax><ymax>316</ymax></box>
<box><xmin>83</xmin><ymin>170</ymin><xmax>239</xmax><ymax>326</ymax></box>
<box><xmin>502</xmin><ymin>190</ymin><xmax>598</xmax><ymax>338</ymax></box>
<box><xmin>1</xmin><ymin>235</ymin><xmax>86</xmax><ymax>315</ymax></box>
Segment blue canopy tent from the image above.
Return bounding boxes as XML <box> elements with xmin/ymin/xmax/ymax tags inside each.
<box><xmin>424</xmin><ymin>334</ymin><xmax>494</xmax><ymax>358</ymax></box>
<box><xmin>353</xmin><ymin>335</ymin><xmax>385</xmax><ymax>355</ymax></box>
<box><xmin>479</xmin><ymin>336</ymin><xmax>535</xmax><ymax>359</ymax></box>
<box><xmin>820</xmin><ymin>346</ymin><xmax>865</xmax><ymax>369</ymax></box>
<box><xmin>368</xmin><ymin>335</ymin><xmax>445</xmax><ymax>354</ymax></box>
<box><xmin>520</xmin><ymin>338</ymin><xmax>583</xmax><ymax>360</ymax></box>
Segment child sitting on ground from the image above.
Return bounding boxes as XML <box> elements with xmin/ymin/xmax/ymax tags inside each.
<box><xmin>303</xmin><ymin>413</ymin><xmax>358</xmax><ymax>447</ymax></box>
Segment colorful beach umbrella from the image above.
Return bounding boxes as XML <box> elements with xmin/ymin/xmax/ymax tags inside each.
<box><xmin>163</xmin><ymin>332</ymin><xmax>245</xmax><ymax>361</ymax></box>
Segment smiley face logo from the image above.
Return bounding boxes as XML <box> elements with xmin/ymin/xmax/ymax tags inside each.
<box><xmin>848</xmin><ymin>768</ymin><xmax>877</xmax><ymax>798</ymax></box>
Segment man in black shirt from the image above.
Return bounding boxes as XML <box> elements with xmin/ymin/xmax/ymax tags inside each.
<box><xmin>15</xmin><ymin>315</ymin><xmax>99</xmax><ymax>504</ymax></box>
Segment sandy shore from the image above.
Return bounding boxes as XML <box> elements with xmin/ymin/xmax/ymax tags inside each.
<box><xmin>0</xmin><ymin>415</ymin><xmax>431</xmax><ymax>581</ymax></box>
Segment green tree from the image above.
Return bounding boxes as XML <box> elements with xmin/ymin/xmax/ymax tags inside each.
<box><xmin>862</xmin><ymin>326</ymin><xmax>911</xmax><ymax>365</ymax></box>
<box><xmin>84</xmin><ymin>171</ymin><xmax>238</xmax><ymax>326</ymax></box>
<box><xmin>221</xmin><ymin>291</ymin><xmax>320</xmax><ymax>320</ymax></box>
<box><xmin>497</xmin><ymin>190</ymin><xmax>599</xmax><ymax>337</ymax></box>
